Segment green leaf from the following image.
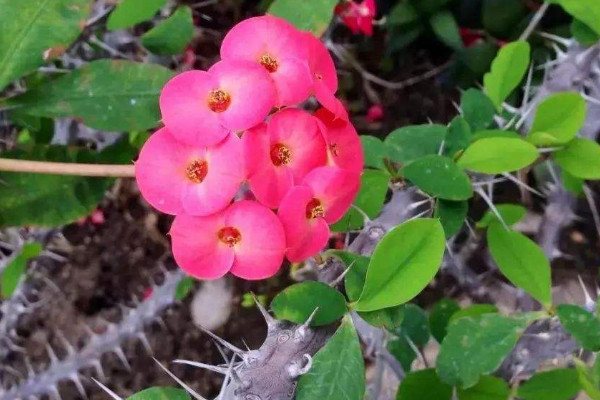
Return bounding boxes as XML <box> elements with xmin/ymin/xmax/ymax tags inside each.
<box><xmin>356</xmin><ymin>218</ymin><xmax>445</xmax><ymax>312</ymax></box>
<box><xmin>482</xmin><ymin>0</ymin><xmax>528</xmax><ymax>38</ymax></box>
<box><xmin>141</xmin><ymin>6</ymin><xmax>194</xmax><ymax>55</ymax></box>
<box><xmin>396</xmin><ymin>369</ymin><xmax>453</xmax><ymax>400</ymax></box>
<box><xmin>429</xmin><ymin>298</ymin><xmax>460</xmax><ymax>343</ymax></box>
<box><xmin>557</xmin><ymin>304</ymin><xmax>600</xmax><ymax>351</ymax></box>
<box><xmin>483</xmin><ymin>41</ymin><xmax>530</xmax><ymax>110</ymax></box>
<box><xmin>457</xmin><ymin>375</ymin><xmax>510</xmax><ymax>400</ymax></box>
<box><xmin>445</xmin><ymin>116</ymin><xmax>472</xmax><ymax>157</ymax></box>
<box><xmin>403</xmin><ymin>155</ymin><xmax>473</xmax><ymax>201</ymax></box>
<box><xmin>487</xmin><ymin>222</ymin><xmax>551</xmax><ymax>307</ymax></box>
<box><xmin>0</xmin><ymin>141</ymin><xmax>134</xmax><ymax>227</ymax></box>
<box><xmin>126</xmin><ymin>387</ymin><xmax>190</xmax><ymax>400</ymax></box>
<box><xmin>517</xmin><ymin>368</ymin><xmax>580</xmax><ymax>400</ymax></box>
<box><xmin>527</xmin><ymin>92</ymin><xmax>586</xmax><ymax>146</ymax></box>
<box><xmin>296</xmin><ymin>316</ymin><xmax>365</xmax><ymax>400</ymax></box>
<box><xmin>332</xmin><ymin>250</ymin><xmax>405</xmax><ymax>329</ymax></box>
<box><xmin>576</xmin><ymin>358</ymin><xmax>600</xmax><ymax>400</ymax></box>
<box><xmin>563</xmin><ymin>169</ymin><xmax>584</xmax><ymax>196</ymax></box>
<box><xmin>7</xmin><ymin>60</ymin><xmax>174</xmax><ymax>132</ymax></box>
<box><xmin>0</xmin><ymin>0</ymin><xmax>93</xmax><ymax>91</ymax></box>
<box><xmin>457</xmin><ymin>137</ymin><xmax>538</xmax><ymax>174</ymax></box>
<box><xmin>572</xmin><ymin>19</ymin><xmax>600</xmax><ymax>46</ymax></box>
<box><xmin>175</xmin><ymin>276</ymin><xmax>195</xmax><ymax>301</ymax></box>
<box><xmin>471</xmin><ymin>130</ymin><xmax>521</xmax><ymax>141</ymax></box>
<box><xmin>1</xmin><ymin>243</ymin><xmax>42</xmax><ymax>298</ymax></box>
<box><xmin>385</xmin><ymin>125</ymin><xmax>447</xmax><ymax>164</ymax></box>
<box><xmin>554</xmin><ymin>138</ymin><xmax>600</xmax><ymax>180</ymax></box>
<box><xmin>429</xmin><ymin>10</ymin><xmax>463</xmax><ymax>50</ymax></box>
<box><xmin>435</xmin><ymin>199</ymin><xmax>468</xmax><ymax>238</ymax></box>
<box><xmin>410</xmin><ymin>0</ymin><xmax>452</xmax><ymax>14</ymax></box>
<box><xmin>387</xmin><ymin>2</ymin><xmax>420</xmax><ymax>26</ymax></box>
<box><xmin>449</xmin><ymin>304</ymin><xmax>498</xmax><ymax>324</ymax></box>
<box><xmin>476</xmin><ymin>204</ymin><xmax>526</xmax><ymax>228</ymax></box>
<box><xmin>271</xmin><ymin>281</ymin><xmax>347</xmax><ymax>326</ymax></box>
<box><xmin>461</xmin><ymin>89</ymin><xmax>496</xmax><ymax>132</ymax></box>
<box><xmin>107</xmin><ymin>0</ymin><xmax>168</xmax><ymax>31</ymax></box>
<box><xmin>361</xmin><ymin>135</ymin><xmax>387</xmax><ymax>170</ymax></box>
<box><xmin>547</xmin><ymin>0</ymin><xmax>600</xmax><ymax>36</ymax></box>
<box><xmin>388</xmin><ymin>304</ymin><xmax>431</xmax><ymax>370</ymax></box>
<box><xmin>437</xmin><ymin>314</ymin><xmax>527</xmax><ymax>388</ymax></box>
<box><xmin>268</xmin><ymin>0</ymin><xmax>338</xmax><ymax>36</ymax></box>
<box><xmin>331</xmin><ymin>170</ymin><xmax>389</xmax><ymax>232</ymax></box>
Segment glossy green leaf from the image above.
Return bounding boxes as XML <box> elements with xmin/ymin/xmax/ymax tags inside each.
<box><xmin>127</xmin><ymin>387</ymin><xmax>190</xmax><ymax>400</ymax></box>
<box><xmin>576</xmin><ymin>358</ymin><xmax>600</xmax><ymax>400</ymax></box>
<box><xmin>1</xmin><ymin>243</ymin><xmax>42</xmax><ymax>298</ymax></box>
<box><xmin>429</xmin><ymin>10</ymin><xmax>463</xmax><ymax>50</ymax></box>
<box><xmin>361</xmin><ymin>135</ymin><xmax>387</xmax><ymax>170</ymax></box>
<box><xmin>461</xmin><ymin>89</ymin><xmax>496</xmax><ymax>132</ymax></box>
<box><xmin>449</xmin><ymin>304</ymin><xmax>498</xmax><ymax>324</ymax></box>
<box><xmin>445</xmin><ymin>116</ymin><xmax>472</xmax><ymax>157</ymax></box>
<box><xmin>0</xmin><ymin>141</ymin><xmax>134</xmax><ymax>227</ymax></box>
<box><xmin>557</xmin><ymin>304</ymin><xmax>600</xmax><ymax>351</ymax></box>
<box><xmin>554</xmin><ymin>138</ymin><xmax>600</xmax><ymax>180</ymax></box>
<box><xmin>296</xmin><ymin>316</ymin><xmax>365</xmax><ymax>400</ymax></box>
<box><xmin>457</xmin><ymin>137</ymin><xmax>538</xmax><ymax>174</ymax></box>
<box><xmin>387</xmin><ymin>2</ymin><xmax>419</xmax><ymax>26</ymax></box>
<box><xmin>356</xmin><ymin>218</ymin><xmax>445</xmax><ymax>312</ymax></box>
<box><xmin>331</xmin><ymin>170</ymin><xmax>389</xmax><ymax>232</ymax></box>
<box><xmin>268</xmin><ymin>0</ymin><xmax>338</xmax><ymax>36</ymax></box>
<box><xmin>563</xmin><ymin>169</ymin><xmax>584</xmax><ymax>196</ymax></box>
<box><xmin>141</xmin><ymin>6</ymin><xmax>194</xmax><ymax>55</ymax></box>
<box><xmin>384</xmin><ymin>125</ymin><xmax>447</xmax><ymax>164</ymax></box>
<box><xmin>397</xmin><ymin>369</ymin><xmax>452</xmax><ymax>400</ymax></box>
<box><xmin>175</xmin><ymin>276</ymin><xmax>195</xmax><ymax>300</ymax></box>
<box><xmin>471</xmin><ymin>130</ymin><xmax>521</xmax><ymax>141</ymax></box>
<box><xmin>437</xmin><ymin>314</ymin><xmax>527</xmax><ymax>388</ymax></box>
<box><xmin>572</xmin><ymin>19</ymin><xmax>600</xmax><ymax>46</ymax></box>
<box><xmin>388</xmin><ymin>304</ymin><xmax>430</xmax><ymax>370</ymax></box>
<box><xmin>271</xmin><ymin>281</ymin><xmax>347</xmax><ymax>326</ymax></box>
<box><xmin>0</xmin><ymin>0</ymin><xmax>93</xmax><ymax>91</ymax></box>
<box><xmin>403</xmin><ymin>155</ymin><xmax>473</xmax><ymax>200</ymax></box>
<box><xmin>457</xmin><ymin>375</ymin><xmax>510</xmax><ymax>400</ymax></box>
<box><xmin>107</xmin><ymin>0</ymin><xmax>168</xmax><ymax>31</ymax></box>
<box><xmin>476</xmin><ymin>204</ymin><xmax>526</xmax><ymax>228</ymax></box>
<box><xmin>8</xmin><ymin>60</ymin><xmax>174</xmax><ymax>132</ymax></box>
<box><xmin>547</xmin><ymin>0</ymin><xmax>600</xmax><ymax>36</ymax></box>
<box><xmin>435</xmin><ymin>199</ymin><xmax>468</xmax><ymax>238</ymax></box>
<box><xmin>483</xmin><ymin>41</ymin><xmax>530</xmax><ymax>110</ymax></box>
<box><xmin>429</xmin><ymin>298</ymin><xmax>460</xmax><ymax>343</ymax></box>
<box><xmin>517</xmin><ymin>368</ymin><xmax>580</xmax><ymax>400</ymax></box>
<box><xmin>528</xmin><ymin>92</ymin><xmax>586</xmax><ymax>146</ymax></box>
<box><xmin>487</xmin><ymin>222</ymin><xmax>551</xmax><ymax>307</ymax></box>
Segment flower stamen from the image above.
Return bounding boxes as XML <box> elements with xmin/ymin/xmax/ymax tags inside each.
<box><xmin>270</xmin><ymin>143</ymin><xmax>292</xmax><ymax>166</ymax></box>
<box><xmin>186</xmin><ymin>160</ymin><xmax>208</xmax><ymax>183</ymax></box>
<box><xmin>218</xmin><ymin>226</ymin><xmax>242</xmax><ymax>247</ymax></box>
<box><xmin>259</xmin><ymin>54</ymin><xmax>279</xmax><ymax>73</ymax></box>
<box><xmin>306</xmin><ymin>198</ymin><xmax>325</xmax><ymax>219</ymax></box>
<box><xmin>207</xmin><ymin>89</ymin><xmax>231</xmax><ymax>113</ymax></box>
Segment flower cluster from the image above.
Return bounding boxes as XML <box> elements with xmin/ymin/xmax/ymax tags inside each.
<box><xmin>135</xmin><ymin>16</ymin><xmax>363</xmax><ymax>281</ymax></box>
<box><xmin>335</xmin><ymin>0</ymin><xmax>377</xmax><ymax>36</ymax></box>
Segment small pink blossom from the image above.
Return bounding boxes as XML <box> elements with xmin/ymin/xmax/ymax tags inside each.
<box><xmin>315</xmin><ymin>108</ymin><xmax>364</xmax><ymax>175</ymax></box>
<box><xmin>221</xmin><ymin>16</ymin><xmax>312</xmax><ymax>107</ymax></box>
<box><xmin>243</xmin><ymin>109</ymin><xmax>328</xmax><ymax>208</ymax></box>
<box><xmin>335</xmin><ymin>0</ymin><xmax>377</xmax><ymax>36</ymax></box>
<box><xmin>135</xmin><ymin>128</ymin><xmax>243</xmax><ymax>216</ymax></box>
<box><xmin>90</xmin><ymin>209</ymin><xmax>106</xmax><ymax>225</ymax></box>
<box><xmin>366</xmin><ymin>103</ymin><xmax>384</xmax><ymax>122</ymax></box>
<box><xmin>159</xmin><ymin>60</ymin><xmax>276</xmax><ymax>146</ymax></box>
<box><xmin>170</xmin><ymin>200</ymin><xmax>286</xmax><ymax>280</ymax></box>
<box><xmin>278</xmin><ymin>166</ymin><xmax>360</xmax><ymax>262</ymax></box>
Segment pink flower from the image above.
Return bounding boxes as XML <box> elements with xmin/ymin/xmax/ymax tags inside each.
<box><xmin>243</xmin><ymin>108</ymin><xmax>328</xmax><ymax>208</ymax></box>
<box><xmin>135</xmin><ymin>128</ymin><xmax>243</xmax><ymax>216</ymax></box>
<box><xmin>303</xmin><ymin>32</ymin><xmax>348</xmax><ymax>121</ymax></box>
<box><xmin>159</xmin><ymin>60</ymin><xmax>276</xmax><ymax>146</ymax></box>
<box><xmin>366</xmin><ymin>103</ymin><xmax>384</xmax><ymax>122</ymax></box>
<box><xmin>278</xmin><ymin>166</ymin><xmax>360</xmax><ymax>262</ymax></box>
<box><xmin>335</xmin><ymin>0</ymin><xmax>377</xmax><ymax>36</ymax></box>
<box><xmin>315</xmin><ymin>108</ymin><xmax>364</xmax><ymax>175</ymax></box>
<box><xmin>170</xmin><ymin>200</ymin><xmax>286</xmax><ymax>280</ymax></box>
<box><xmin>221</xmin><ymin>16</ymin><xmax>312</xmax><ymax>107</ymax></box>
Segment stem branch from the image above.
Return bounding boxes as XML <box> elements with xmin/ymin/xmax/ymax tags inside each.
<box><xmin>0</xmin><ymin>158</ymin><xmax>135</xmax><ymax>177</ymax></box>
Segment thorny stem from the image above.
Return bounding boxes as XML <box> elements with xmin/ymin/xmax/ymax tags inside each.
<box><xmin>519</xmin><ymin>2</ymin><xmax>550</xmax><ymax>41</ymax></box>
<box><xmin>0</xmin><ymin>158</ymin><xmax>135</xmax><ymax>177</ymax></box>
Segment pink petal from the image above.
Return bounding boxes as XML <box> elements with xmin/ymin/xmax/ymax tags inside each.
<box><xmin>317</xmin><ymin>116</ymin><xmax>364</xmax><ymax>175</ymax></box>
<box><xmin>303</xmin><ymin>33</ymin><xmax>337</xmax><ymax>93</ymax></box>
<box><xmin>268</xmin><ymin>108</ymin><xmax>328</xmax><ymax>181</ymax></box>
<box><xmin>170</xmin><ymin>213</ymin><xmax>235</xmax><ymax>280</ymax></box>
<box><xmin>248</xmin><ymin>164</ymin><xmax>295</xmax><ymax>209</ymax></box>
<box><xmin>209</xmin><ymin>60</ymin><xmax>276</xmax><ymax>132</ymax></box>
<box><xmin>159</xmin><ymin>70</ymin><xmax>229</xmax><ymax>146</ymax></box>
<box><xmin>242</xmin><ymin>123</ymin><xmax>268</xmax><ymax>179</ymax></box>
<box><xmin>302</xmin><ymin>166</ymin><xmax>360</xmax><ymax>224</ymax></box>
<box><xmin>225</xmin><ymin>200</ymin><xmax>286</xmax><ymax>280</ymax></box>
<box><xmin>135</xmin><ymin>128</ymin><xmax>189</xmax><ymax>215</ymax></box>
<box><xmin>181</xmin><ymin>134</ymin><xmax>244</xmax><ymax>216</ymax></box>
<box><xmin>314</xmin><ymin>82</ymin><xmax>349</xmax><ymax>121</ymax></box>
<box><xmin>271</xmin><ymin>57</ymin><xmax>312</xmax><ymax>106</ymax></box>
<box><xmin>278</xmin><ymin>186</ymin><xmax>330</xmax><ymax>262</ymax></box>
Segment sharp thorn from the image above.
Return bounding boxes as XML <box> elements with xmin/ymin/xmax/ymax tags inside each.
<box><xmin>198</xmin><ymin>326</ymin><xmax>244</xmax><ymax>355</ymax></box>
<box><xmin>152</xmin><ymin>358</ymin><xmax>209</xmax><ymax>400</ymax></box>
<box><xmin>251</xmin><ymin>293</ymin><xmax>276</xmax><ymax>328</ymax></box>
<box><xmin>91</xmin><ymin>378</ymin><xmax>123</xmax><ymax>400</ymax></box>
<box><xmin>172</xmin><ymin>359</ymin><xmax>228</xmax><ymax>374</ymax></box>
<box><xmin>113</xmin><ymin>347</ymin><xmax>131</xmax><ymax>371</ymax></box>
